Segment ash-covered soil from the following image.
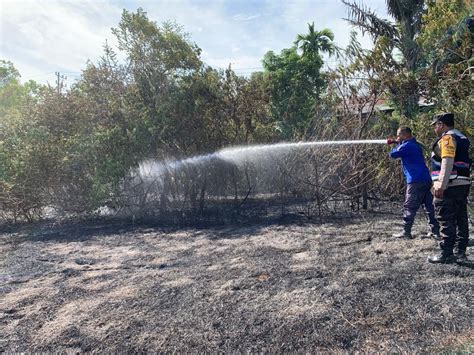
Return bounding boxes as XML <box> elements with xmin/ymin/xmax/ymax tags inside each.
<box><xmin>1</xmin><ymin>213</ymin><xmax>473</xmax><ymax>352</ymax></box>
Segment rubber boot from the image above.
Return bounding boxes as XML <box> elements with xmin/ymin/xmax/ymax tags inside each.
<box><xmin>455</xmin><ymin>249</ymin><xmax>467</xmax><ymax>264</ymax></box>
<box><xmin>392</xmin><ymin>227</ymin><xmax>413</xmax><ymax>239</ymax></box>
<box><xmin>424</xmin><ymin>230</ymin><xmax>441</xmax><ymax>240</ymax></box>
<box><xmin>428</xmin><ymin>243</ymin><xmax>456</xmax><ymax>264</ymax></box>
<box><xmin>427</xmin><ymin>253</ymin><xmax>456</xmax><ymax>264</ymax></box>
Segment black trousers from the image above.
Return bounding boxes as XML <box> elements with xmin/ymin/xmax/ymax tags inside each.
<box><xmin>433</xmin><ymin>184</ymin><xmax>471</xmax><ymax>254</ymax></box>
<box><xmin>403</xmin><ymin>181</ymin><xmax>439</xmax><ymax>234</ymax></box>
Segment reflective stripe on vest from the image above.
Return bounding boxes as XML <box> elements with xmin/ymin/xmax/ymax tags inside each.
<box><xmin>431</xmin><ymin>129</ymin><xmax>472</xmax><ymax>181</ymax></box>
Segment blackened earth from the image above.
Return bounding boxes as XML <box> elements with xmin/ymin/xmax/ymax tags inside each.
<box><xmin>1</xmin><ymin>213</ymin><xmax>473</xmax><ymax>352</ymax></box>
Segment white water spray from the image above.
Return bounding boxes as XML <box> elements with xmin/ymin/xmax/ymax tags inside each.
<box><xmin>218</xmin><ymin>139</ymin><xmax>386</xmax><ymax>164</ymax></box>
<box><xmin>137</xmin><ymin>139</ymin><xmax>387</xmax><ymax>180</ymax></box>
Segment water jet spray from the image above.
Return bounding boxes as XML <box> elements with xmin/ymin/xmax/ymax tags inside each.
<box><xmin>137</xmin><ymin>139</ymin><xmax>391</xmax><ymax>179</ymax></box>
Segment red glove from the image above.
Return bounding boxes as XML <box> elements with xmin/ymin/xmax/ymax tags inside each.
<box><xmin>387</xmin><ymin>137</ymin><xmax>397</xmax><ymax>145</ymax></box>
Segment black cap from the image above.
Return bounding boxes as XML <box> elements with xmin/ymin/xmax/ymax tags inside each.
<box><xmin>431</xmin><ymin>112</ymin><xmax>454</xmax><ymax>126</ymax></box>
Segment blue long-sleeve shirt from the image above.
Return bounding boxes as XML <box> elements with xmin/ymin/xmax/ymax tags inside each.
<box><xmin>390</xmin><ymin>138</ymin><xmax>432</xmax><ymax>184</ymax></box>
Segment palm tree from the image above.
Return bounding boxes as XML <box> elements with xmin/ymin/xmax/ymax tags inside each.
<box><xmin>342</xmin><ymin>0</ymin><xmax>424</xmax><ymax>72</ymax></box>
<box><xmin>295</xmin><ymin>23</ymin><xmax>336</xmax><ymax>60</ymax></box>
<box><xmin>341</xmin><ymin>0</ymin><xmax>426</xmax><ymax>118</ymax></box>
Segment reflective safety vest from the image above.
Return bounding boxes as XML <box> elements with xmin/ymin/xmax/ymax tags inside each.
<box><xmin>431</xmin><ymin>129</ymin><xmax>472</xmax><ymax>181</ymax></box>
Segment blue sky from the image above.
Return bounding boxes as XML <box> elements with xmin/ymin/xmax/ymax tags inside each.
<box><xmin>0</xmin><ymin>0</ymin><xmax>389</xmax><ymax>85</ymax></box>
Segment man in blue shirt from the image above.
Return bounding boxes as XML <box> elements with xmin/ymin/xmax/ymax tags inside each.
<box><xmin>390</xmin><ymin>126</ymin><xmax>440</xmax><ymax>239</ymax></box>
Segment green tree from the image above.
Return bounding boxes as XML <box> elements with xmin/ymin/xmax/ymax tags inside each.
<box><xmin>0</xmin><ymin>61</ymin><xmax>53</xmax><ymax>220</ymax></box>
<box><xmin>342</xmin><ymin>0</ymin><xmax>425</xmax><ymax>72</ymax></box>
<box><xmin>0</xmin><ymin>60</ymin><xmax>20</xmax><ymax>87</ymax></box>
<box><xmin>163</xmin><ymin>65</ymin><xmax>273</xmax><ymax>155</ymax></box>
<box><xmin>417</xmin><ymin>0</ymin><xmax>473</xmax><ymax>140</ymax></box>
<box><xmin>419</xmin><ymin>0</ymin><xmax>472</xmax><ymax>71</ymax></box>
<box><xmin>0</xmin><ymin>60</ymin><xmax>40</xmax><ymax>117</ymax></box>
<box><xmin>112</xmin><ymin>8</ymin><xmax>203</xmax><ymax>154</ymax></box>
<box><xmin>263</xmin><ymin>24</ymin><xmax>335</xmax><ymax>139</ymax></box>
<box><xmin>342</xmin><ymin>0</ymin><xmax>426</xmax><ymax>118</ymax></box>
<box><xmin>295</xmin><ymin>24</ymin><xmax>336</xmax><ymax>60</ymax></box>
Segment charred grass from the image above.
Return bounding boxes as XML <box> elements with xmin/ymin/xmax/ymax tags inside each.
<box><xmin>0</xmin><ymin>214</ymin><xmax>473</xmax><ymax>352</ymax></box>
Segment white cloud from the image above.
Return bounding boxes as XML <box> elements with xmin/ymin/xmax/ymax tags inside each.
<box><xmin>1</xmin><ymin>0</ymin><xmax>121</xmax><ymax>84</ymax></box>
<box><xmin>0</xmin><ymin>0</ymin><xmax>390</xmax><ymax>84</ymax></box>
<box><xmin>232</xmin><ymin>13</ymin><xmax>261</xmax><ymax>21</ymax></box>
<box><xmin>206</xmin><ymin>53</ymin><xmax>263</xmax><ymax>71</ymax></box>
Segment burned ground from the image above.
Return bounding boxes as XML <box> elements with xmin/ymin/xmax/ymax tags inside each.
<box><xmin>0</xmin><ymin>213</ymin><xmax>473</xmax><ymax>352</ymax></box>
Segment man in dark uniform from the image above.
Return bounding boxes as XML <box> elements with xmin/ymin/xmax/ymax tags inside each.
<box><xmin>428</xmin><ymin>113</ymin><xmax>472</xmax><ymax>264</ymax></box>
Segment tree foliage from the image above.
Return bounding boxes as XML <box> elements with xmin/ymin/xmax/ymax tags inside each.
<box><xmin>342</xmin><ymin>0</ymin><xmax>427</xmax><ymax>118</ymax></box>
<box><xmin>418</xmin><ymin>0</ymin><xmax>473</xmax><ymax>138</ymax></box>
<box><xmin>263</xmin><ymin>24</ymin><xmax>335</xmax><ymax>139</ymax></box>
<box><xmin>0</xmin><ymin>4</ymin><xmax>471</xmax><ymax>222</ymax></box>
